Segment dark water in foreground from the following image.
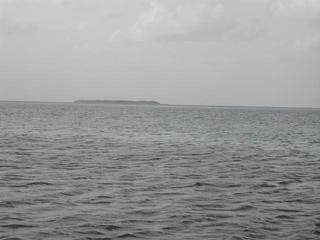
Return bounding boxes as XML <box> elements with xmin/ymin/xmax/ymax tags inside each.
<box><xmin>0</xmin><ymin>102</ymin><xmax>320</xmax><ymax>240</ymax></box>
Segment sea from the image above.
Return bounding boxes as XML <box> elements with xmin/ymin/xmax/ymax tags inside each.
<box><xmin>0</xmin><ymin>102</ymin><xmax>319</xmax><ymax>240</ymax></box>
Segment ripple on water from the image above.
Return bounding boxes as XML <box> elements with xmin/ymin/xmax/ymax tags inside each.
<box><xmin>0</xmin><ymin>103</ymin><xmax>320</xmax><ymax>239</ymax></box>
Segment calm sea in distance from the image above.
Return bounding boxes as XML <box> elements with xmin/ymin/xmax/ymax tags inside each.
<box><xmin>0</xmin><ymin>102</ymin><xmax>319</xmax><ymax>240</ymax></box>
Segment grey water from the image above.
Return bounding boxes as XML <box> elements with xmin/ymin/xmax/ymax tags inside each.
<box><xmin>0</xmin><ymin>102</ymin><xmax>320</xmax><ymax>240</ymax></box>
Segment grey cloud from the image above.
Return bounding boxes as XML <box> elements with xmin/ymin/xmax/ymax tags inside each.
<box><xmin>0</xmin><ymin>19</ymin><xmax>37</xmax><ymax>35</ymax></box>
<box><xmin>127</xmin><ymin>0</ymin><xmax>265</xmax><ymax>43</ymax></box>
<box><xmin>272</xmin><ymin>0</ymin><xmax>320</xmax><ymax>20</ymax></box>
<box><xmin>147</xmin><ymin>20</ymin><xmax>265</xmax><ymax>43</ymax></box>
<box><xmin>270</xmin><ymin>0</ymin><xmax>320</xmax><ymax>50</ymax></box>
<box><xmin>291</xmin><ymin>33</ymin><xmax>320</xmax><ymax>50</ymax></box>
<box><xmin>130</xmin><ymin>0</ymin><xmax>225</xmax><ymax>41</ymax></box>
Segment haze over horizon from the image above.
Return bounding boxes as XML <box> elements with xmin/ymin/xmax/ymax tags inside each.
<box><xmin>0</xmin><ymin>0</ymin><xmax>319</xmax><ymax>108</ymax></box>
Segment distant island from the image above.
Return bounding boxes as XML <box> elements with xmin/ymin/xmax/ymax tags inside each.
<box><xmin>74</xmin><ymin>100</ymin><xmax>161</xmax><ymax>105</ymax></box>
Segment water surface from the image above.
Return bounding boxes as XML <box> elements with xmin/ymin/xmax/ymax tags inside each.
<box><xmin>0</xmin><ymin>102</ymin><xmax>320</xmax><ymax>239</ymax></box>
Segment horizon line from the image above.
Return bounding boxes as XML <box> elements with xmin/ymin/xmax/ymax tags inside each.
<box><xmin>0</xmin><ymin>99</ymin><xmax>319</xmax><ymax>110</ymax></box>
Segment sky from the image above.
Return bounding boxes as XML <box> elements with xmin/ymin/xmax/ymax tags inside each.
<box><xmin>0</xmin><ymin>0</ymin><xmax>319</xmax><ymax>107</ymax></box>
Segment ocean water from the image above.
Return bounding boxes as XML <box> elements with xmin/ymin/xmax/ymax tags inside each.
<box><xmin>0</xmin><ymin>102</ymin><xmax>320</xmax><ymax>240</ymax></box>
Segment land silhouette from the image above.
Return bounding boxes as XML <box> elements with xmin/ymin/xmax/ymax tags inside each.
<box><xmin>74</xmin><ymin>100</ymin><xmax>161</xmax><ymax>105</ymax></box>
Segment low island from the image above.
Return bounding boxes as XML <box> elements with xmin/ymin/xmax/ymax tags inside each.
<box><xmin>74</xmin><ymin>100</ymin><xmax>161</xmax><ymax>105</ymax></box>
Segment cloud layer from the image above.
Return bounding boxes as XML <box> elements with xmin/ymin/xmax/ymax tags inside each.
<box><xmin>271</xmin><ymin>0</ymin><xmax>320</xmax><ymax>50</ymax></box>
<box><xmin>273</xmin><ymin>0</ymin><xmax>320</xmax><ymax>19</ymax></box>
<box><xmin>130</xmin><ymin>0</ymin><xmax>224</xmax><ymax>41</ymax></box>
<box><xmin>0</xmin><ymin>0</ymin><xmax>319</xmax><ymax>107</ymax></box>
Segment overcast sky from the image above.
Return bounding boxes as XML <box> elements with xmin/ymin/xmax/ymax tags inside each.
<box><xmin>0</xmin><ymin>0</ymin><xmax>319</xmax><ymax>107</ymax></box>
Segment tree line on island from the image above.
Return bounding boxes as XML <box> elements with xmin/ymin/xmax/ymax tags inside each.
<box><xmin>74</xmin><ymin>100</ymin><xmax>161</xmax><ymax>105</ymax></box>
